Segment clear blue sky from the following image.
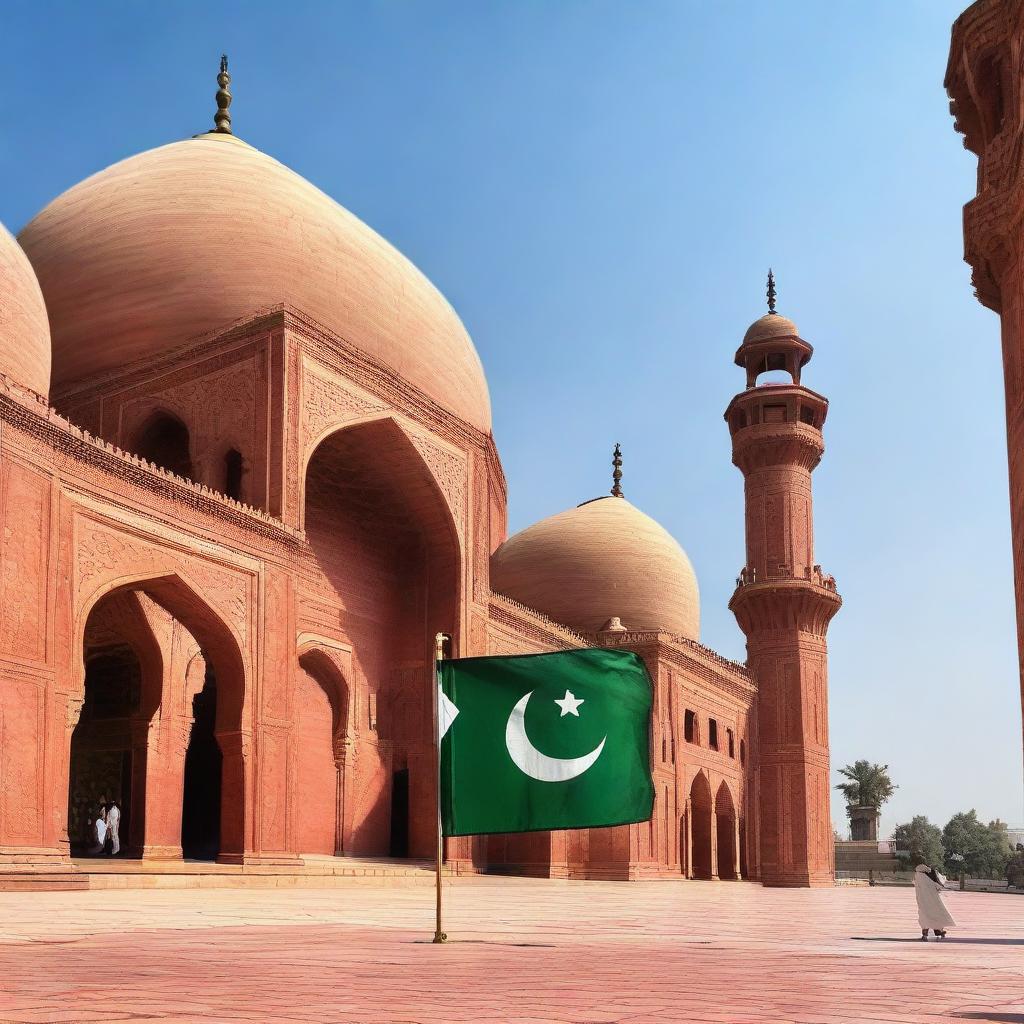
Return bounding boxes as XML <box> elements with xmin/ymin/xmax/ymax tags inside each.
<box><xmin>1</xmin><ymin>1</ymin><xmax>1019</xmax><ymax>838</ymax></box>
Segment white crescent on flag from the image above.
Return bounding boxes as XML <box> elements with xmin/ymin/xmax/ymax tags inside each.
<box><xmin>505</xmin><ymin>690</ymin><xmax>606</xmax><ymax>783</ymax></box>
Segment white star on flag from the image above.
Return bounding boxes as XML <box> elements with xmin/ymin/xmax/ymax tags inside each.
<box><xmin>554</xmin><ymin>689</ymin><xmax>584</xmax><ymax>717</ymax></box>
<box><xmin>438</xmin><ymin>685</ymin><xmax>459</xmax><ymax>739</ymax></box>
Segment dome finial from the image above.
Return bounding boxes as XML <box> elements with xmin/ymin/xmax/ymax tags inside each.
<box><xmin>214</xmin><ymin>54</ymin><xmax>232</xmax><ymax>134</ymax></box>
<box><xmin>767</xmin><ymin>268</ymin><xmax>777</xmax><ymax>315</ymax></box>
<box><xmin>611</xmin><ymin>442</ymin><xmax>624</xmax><ymax>497</ymax></box>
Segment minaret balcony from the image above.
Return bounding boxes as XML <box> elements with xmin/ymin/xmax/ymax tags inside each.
<box><xmin>729</xmin><ymin>566</ymin><xmax>842</xmax><ymax>636</ymax></box>
<box><xmin>735</xmin><ymin>564</ymin><xmax>837</xmax><ymax>591</ymax></box>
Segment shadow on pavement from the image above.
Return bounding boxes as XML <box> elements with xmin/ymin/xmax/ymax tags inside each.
<box><xmin>952</xmin><ymin>1015</ymin><xmax>1024</xmax><ymax>1022</ymax></box>
<box><xmin>852</xmin><ymin>937</ymin><xmax>1024</xmax><ymax>945</ymax></box>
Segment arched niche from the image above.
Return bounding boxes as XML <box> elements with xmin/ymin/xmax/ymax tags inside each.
<box><xmin>130</xmin><ymin>409</ymin><xmax>195</xmax><ymax>481</ymax></box>
<box><xmin>295</xmin><ymin>646</ymin><xmax>351</xmax><ymax>856</ymax></box>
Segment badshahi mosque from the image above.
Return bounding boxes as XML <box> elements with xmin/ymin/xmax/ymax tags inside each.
<box><xmin>0</xmin><ymin>60</ymin><xmax>841</xmax><ymax>889</ymax></box>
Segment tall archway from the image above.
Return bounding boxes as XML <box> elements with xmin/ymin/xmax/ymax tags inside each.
<box><xmin>689</xmin><ymin>773</ymin><xmax>713</xmax><ymax>880</ymax></box>
<box><xmin>71</xmin><ymin>573</ymin><xmax>248</xmax><ymax>863</ymax></box>
<box><xmin>303</xmin><ymin>417</ymin><xmax>460</xmax><ymax>859</ymax></box>
<box><xmin>716</xmin><ymin>781</ymin><xmax>738</xmax><ymax>881</ymax></box>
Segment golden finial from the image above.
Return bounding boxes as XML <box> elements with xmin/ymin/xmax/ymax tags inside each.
<box><xmin>214</xmin><ymin>54</ymin><xmax>232</xmax><ymax>134</ymax></box>
<box><xmin>767</xmin><ymin>268</ymin><xmax>777</xmax><ymax>314</ymax></box>
<box><xmin>611</xmin><ymin>443</ymin><xmax>624</xmax><ymax>498</ymax></box>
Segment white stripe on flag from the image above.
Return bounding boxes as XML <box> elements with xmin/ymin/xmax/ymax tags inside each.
<box><xmin>438</xmin><ymin>684</ymin><xmax>459</xmax><ymax>740</ymax></box>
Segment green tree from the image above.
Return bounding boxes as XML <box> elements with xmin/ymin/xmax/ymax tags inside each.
<box><xmin>942</xmin><ymin>811</ymin><xmax>1015</xmax><ymax>879</ymax></box>
<box><xmin>892</xmin><ymin>815</ymin><xmax>944</xmax><ymax>870</ymax></box>
<box><xmin>834</xmin><ymin>761</ymin><xmax>897</xmax><ymax>808</ymax></box>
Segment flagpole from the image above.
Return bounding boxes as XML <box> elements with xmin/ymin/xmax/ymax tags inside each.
<box><xmin>433</xmin><ymin>631</ymin><xmax>449</xmax><ymax>944</ymax></box>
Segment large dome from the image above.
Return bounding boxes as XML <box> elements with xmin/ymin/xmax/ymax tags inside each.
<box><xmin>0</xmin><ymin>221</ymin><xmax>51</xmax><ymax>398</ymax></box>
<box><xmin>490</xmin><ymin>496</ymin><xmax>700</xmax><ymax>639</ymax></box>
<box><xmin>18</xmin><ymin>133</ymin><xmax>491</xmax><ymax>430</ymax></box>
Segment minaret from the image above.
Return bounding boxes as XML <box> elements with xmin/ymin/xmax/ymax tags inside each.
<box><xmin>724</xmin><ymin>273</ymin><xmax>841</xmax><ymax>888</ymax></box>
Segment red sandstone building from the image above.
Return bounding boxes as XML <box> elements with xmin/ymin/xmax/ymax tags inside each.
<box><xmin>947</xmin><ymin>0</ymin><xmax>1024</xmax><ymax>763</ymax></box>
<box><xmin>0</xmin><ymin>66</ymin><xmax>839</xmax><ymax>888</ymax></box>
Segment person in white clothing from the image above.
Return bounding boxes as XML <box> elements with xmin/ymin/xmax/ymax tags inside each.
<box><xmin>914</xmin><ymin>863</ymin><xmax>955</xmax><ymax>940</ymax></box>
<box><xmin>88</xmin><ymin>804</ymin><xmax>107</xmax><ymax>856</ymax></box>
<box><xmin>105</xmin><ymin>799</ymin><xmax>121</xmax><ymax>856</ymax></box>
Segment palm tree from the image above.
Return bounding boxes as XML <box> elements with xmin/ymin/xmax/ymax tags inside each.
<box><xmin>835</xmin><ymin>760</ymin><xmax>896</xmax><ymax>809</ymax></box>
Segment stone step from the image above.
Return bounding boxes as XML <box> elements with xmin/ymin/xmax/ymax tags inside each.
<box><xmin>0</xmin><ymin>871</ymin><xmax>88</xmax><ymax>892</ymax></box>
<box><xmin>0</xmin><ymin>856</ymin><xmax>448</xmax><ymax>891</ymax></box>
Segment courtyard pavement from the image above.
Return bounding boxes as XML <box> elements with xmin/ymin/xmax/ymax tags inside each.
<box><xmin>0</xmin><ymin>877</ymin><xmax>1021</xmax><ymax>1024</ymax></box>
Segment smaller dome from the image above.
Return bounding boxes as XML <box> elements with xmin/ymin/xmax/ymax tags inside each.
<box><xmin>0</xmin><ymin>221</ymin><xmax>51</xmax><ymax>398</ymax></box>
<box><xmin>490</xmin><ymin>496</ymin><xmax>699</xmax><ymax>639</ymax></box>
<box><xmin>742</xmin><ymin>312</ymin><xmax>800</xmax><ymax>346</ymax></box>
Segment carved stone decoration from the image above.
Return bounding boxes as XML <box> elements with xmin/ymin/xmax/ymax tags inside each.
<box><xmin>471</xmin><ymin>455</ymin><xmax>490</xmax><ymax>603</ymax></box>
<box><xmin>120</xmin><ymin>356</ymin><xmax>258</xmax><ymax>468</ymax></box>
<box><xmin>406</xmin><ymin>428</ymin><xmax>468</xmax><ymax>539</ymax></box>
<box><xmin>74</xmin><ymin>519</ymin><xmax>250</xmax><ymax>653</ymax></box>
<box><xmin>301</xmin><ymin>362</ymin><xmax>388</xmax><ymax>460</ymax></box>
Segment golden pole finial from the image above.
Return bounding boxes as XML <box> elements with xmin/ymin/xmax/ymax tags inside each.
<box><xmin>214</xmin><ymin>54</ymin><xmax>233</xmax><ymax>134</ymax></box>
<box><xmin>767</xmin><ymin>268</ymin><xmax>777</xmax><ymax>315</ymax></box>
<box><xmin>611</xmin><ymin>443</ymin><xmax>624</xmax><ymax>497</ymax></box>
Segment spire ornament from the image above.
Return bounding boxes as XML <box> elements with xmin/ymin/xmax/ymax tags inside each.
<box><xmin>214</xmin><ymin>54</ymin><xmax>232</xmax><ymax>134</ymax></box>
<box><xmin>611</xmin><ymin>443</ymin><xmax>624</xmax><ymax>498</ymax></box>
<box><xmin>767</xmin><ymin>268</ymin><xmax>777</xmax><ymax>315</ymax></box>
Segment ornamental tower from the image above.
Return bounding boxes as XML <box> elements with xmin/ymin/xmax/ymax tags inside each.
<box><xmin>725</xmin><ymin>273</ymin><xmax>841</xmax><ymax>887</ymax></box>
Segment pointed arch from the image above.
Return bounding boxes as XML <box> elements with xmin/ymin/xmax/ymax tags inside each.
<box><xmin>70</xmin><ymin>570</ymin><xmax>249</xmax><ymax>862</ymax></box>
<box><xmin>716</xmin><ymin>780</ymin><xmax>739</xmax><ymax>881</ymax></box>
<box><xmin>689</xmin><ymin>771</ymin><xmax>713</xmax><ymax>880</ymax></box>
<box><xmin>301</xmin><ymin>413</ymin><xmax>463</xmax><ymax>564</ymax></box>
<box><xmin>130</xmin><ymin>408</ymin><xmax>195</xmax><ymax>480</ymax></box>
<box><xmin>295</xmin><ymin>644</ymin><xmax>352</xmax><ymax>856</ymax></box>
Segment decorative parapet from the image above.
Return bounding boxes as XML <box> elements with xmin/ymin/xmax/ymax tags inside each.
<box><xmin>487</xmin><ymin>592</ymin><xmax>592</xmax><ymax>650</ymax></box>
<box><xmin>735</xmin><ymin>564</ymin><xmax>838</xmax><ymax>592</ymax></box>
<box><xmin>489</xmin><ymin>590</ymin><xmax>754</xmax><ymax>699</ymax></box>
<box><xmin>0</xmin><ymin>372</ymin><xmax>303</xmax><ymax>543</ymax></box>
<box><xmin>597</xmin><ymin>628</ymin><xmax>755</xmax><ymax>698</ymax></box>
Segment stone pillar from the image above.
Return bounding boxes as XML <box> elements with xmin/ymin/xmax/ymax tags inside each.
<box><xmin>733</xmin><ymin>810</ymin><xmax>742</xmax><ymax>880</ymax></box>
<box><xmin>214</xmin><ymin>728</ymin><xmax>251</xmax><ymax>864</ymax></box>
<box><xmin>333</xmin><ymin>759</ymin><xmax>345</xmax><ymax>856</ymax></box>
<box><xmin>709</xmin><ymin>795</ymin><xmax>719</xmax><ymax>881</ymax></box>
<box><xmin>685</xmin><ymin>798</ymin><xmax>693</xmax><ymax>879</ymax></box>
<box><xmin>140</xmin><ymin>716</ymin><xmax>190</xmax><ymax>860</ymax></box>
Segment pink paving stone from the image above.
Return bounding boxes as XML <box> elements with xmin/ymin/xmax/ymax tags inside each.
<box><xmin>0</xmin><ymin>878</ymin><xmax>1021</xmax><ymax>1024</ymax></box>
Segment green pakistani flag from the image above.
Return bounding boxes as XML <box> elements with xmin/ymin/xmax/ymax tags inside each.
<box><xmin>438</xmin><ymin>648</ymin><xmax>654</xmax><ymax>837</ymax></box>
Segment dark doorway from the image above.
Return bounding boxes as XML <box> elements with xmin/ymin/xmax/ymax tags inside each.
<box><xmin>181</xmin><ymin>665</ymin><xmax>222</xmax><ymax>860</ymax></box>
<box><xmin>389</xmin><ymin>769</ymin><xmax>409</xmax><ymax>858</ymax></box>
<box><xmin>68</xmin><ymin>647</ymin><xmax>139</xmax><ymax>857</ymax></box>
